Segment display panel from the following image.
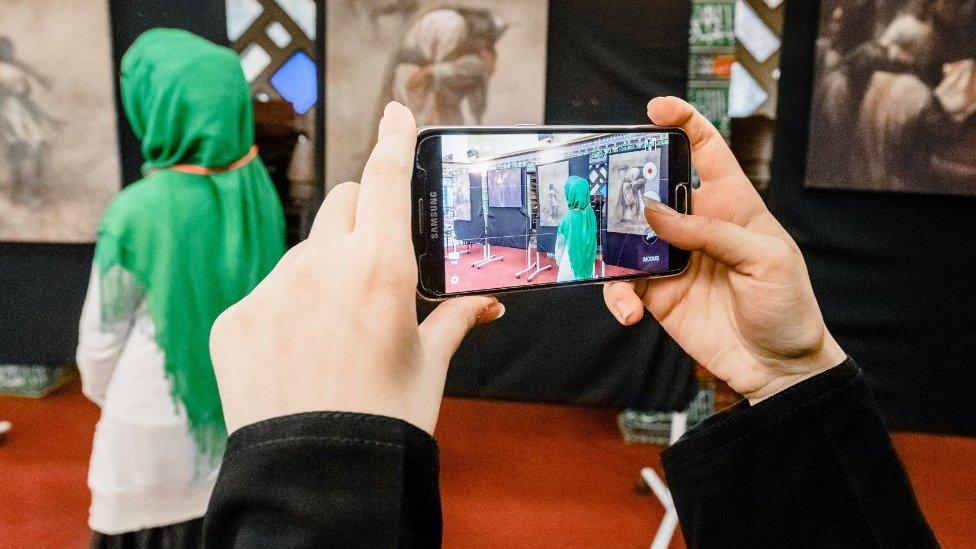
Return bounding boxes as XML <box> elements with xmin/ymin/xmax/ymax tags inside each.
<box><xmin>451</xmin><ymin>175</ymin><xmax>471</xmax><ymax>221</ymax></box>
<box><xmin>325</xmin><ymin>0</ymin><xmax>548</xmax><ymax>191</ymax></box>
<box><xmin>486</xmin><ymin>167</ymin><xmax>523</xmax><ymax>207</ymax></box>
<box><xmin>804</xmin><ymin>0</ymin><xmax>976</xmax><ymax>196</ymax></box>
<box><xmin>536</xmin><ymin>160</ymin><xmax>569</xmax><ymax>227</ymax></box>
<box><xmin>438</xmin><ymin>131</ymin><xmax>673</xmax><ymax>294</ymax></box>
<box><xmin>607</xmin><ymin>148</ymin><xmax>661</xmax><ymax>235</ymax></box>
<box><xmin>0</xmin><ymin>0</ymin><xmax>121</xmax><ymax>242</ymax></box>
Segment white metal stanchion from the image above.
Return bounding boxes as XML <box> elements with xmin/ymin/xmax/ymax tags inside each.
<box><xmin>515</xmin><ymin>243</ymin><xmax>552</xmax><ymax>281</ymax></box>
<box><xmin>471</xmin><ymin>240</ymin><xmax>502</xmax><ymax>268</ymax></box>
<box><xmin>516</xmin><ymin>242</ymin><xmax>534</xmax><ymax>278</ymax></box>
<box><xmin>470</xmin><ymin>182</ymin><xmax>501</xmax><ymax>269</ymax></box>
<box><xmin>643</xmin><ymin>411</ymin><xmax>688</xmax><ymax>549</ymax></box>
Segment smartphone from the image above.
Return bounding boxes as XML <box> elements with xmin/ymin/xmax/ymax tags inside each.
<box><xmin>412</xmin><ymin>125</ymin><xmax>691</xmax><ymax>300</ymax></box>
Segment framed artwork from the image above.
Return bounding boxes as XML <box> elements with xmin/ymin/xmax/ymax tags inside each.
<box><xmin>486</xmin><ymin>166</ymin><xmax>522</xmax><ymax>208</ymax></box>
<box><xmin>0</xmin><ymin>0</ymin><xmax>121</xmax><ymax>242</ymax></box>
<box><xmin>536</xmin><ymin>160</ymin><xmax>569</xmax><ymax>227</ymax></box>
<box><xmin>607</xmin><ymin>149</ymin><xmax>660</xmax><ymax>235</ymax></box>
<box><xmin>325</xmin><ymin>0</ymin><xmax>548</xmax><ymax>190</ymax></box>
<box><xmin>805</xmin><ymin>0</ymin><xmax>976</xmax><ymax>195</ymax></box>
<box><xmin>451</xmin><ymin>174</ymin><xmax>471</xmax><ymax>221</ymax></box>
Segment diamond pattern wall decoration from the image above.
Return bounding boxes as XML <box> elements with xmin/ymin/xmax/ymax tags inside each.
<box><xmin>731</xmin><ymin>0</ymin><xmax>783</xmax><ymax>119</ymax></box>
<box><xmin>226</xmin><ymin>0</ymin><xmax>317</xmax><ymax>112</ymax></box>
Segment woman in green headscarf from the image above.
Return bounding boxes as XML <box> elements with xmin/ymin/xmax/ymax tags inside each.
<box><xmin>555</xmin><ymin>175</ymin><xmax>598</xmax><ymax>282</ymax></box>
<box><xmin>75</xmin><ymin>29</ymin><xmax>284</xmax><ymax>545</ymax></box>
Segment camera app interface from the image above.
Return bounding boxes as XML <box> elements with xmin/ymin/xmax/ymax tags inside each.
<box><xmin>441</xmin><ymin>132</ymin><xmax>670</xmax><ymax>293</ymax></box>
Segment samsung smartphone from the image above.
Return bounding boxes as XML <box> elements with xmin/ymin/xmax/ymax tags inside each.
<box><xmin>412</xmin><ymin>125</ymin><xmax>691</xmax><ymax>300</ymax></box>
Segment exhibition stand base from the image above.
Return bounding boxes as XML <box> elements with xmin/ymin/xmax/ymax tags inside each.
<box><xmin>446</xmin><ymin>244</ymin><xmax>638</xmax><ymax>294</ymax></box>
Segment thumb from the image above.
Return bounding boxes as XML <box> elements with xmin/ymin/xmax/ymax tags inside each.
<box><xmin>642</xmin><ymin>197</ymin><xmax>777</xmax><ymax>274</ymax></box>
<box><xmin>418</xmin><ymin>296</ymin><xmax>505</xmax><ymax>364</ymax></box>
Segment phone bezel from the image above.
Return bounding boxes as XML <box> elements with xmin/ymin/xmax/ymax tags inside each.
<box><xmin>412</xmin><ymin>125</ymin><xmax>691</xmax><ymax>301</ymax></box>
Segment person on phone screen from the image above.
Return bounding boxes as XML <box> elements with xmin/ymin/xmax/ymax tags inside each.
<box><xmin>200</xmin><ymin>100</ymin><xmax>935</xmax><ymax>547</ymax></box>
<box><xmin>554</xmin><ymin>175</ymin><xmax>597</xmax><ymax>282</ymax></box>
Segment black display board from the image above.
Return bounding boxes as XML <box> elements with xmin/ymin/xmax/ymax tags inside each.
<box><xmin>770</xmin><ymin>1</ymin><xmax>976</xmax><ymax>435</ymax></box>
<box><xmin>545</xmin><ymin>0</ymin><xmax>692</xmax><ymax>124</ymax></box>
<box><xmin>0</xmin><ymin>2</ymin><xmax>228</xmax><ymax>364</ymax></box>
<box><xmin>424</xmin><ymin>0</ymin><xmax>697</xmax><ymax>411</ymax></box>
<box><xmin>0</xmin><ymin>244</ymin><xmax>94</xmax><ymax>364</ymax></box>
<box><xmin>485</xmin><ymin>167</ymin><xmax>530</xmax><ymax>250</ymax></box>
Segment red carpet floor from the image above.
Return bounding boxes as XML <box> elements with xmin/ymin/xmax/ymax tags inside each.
<box><xmin>445</xmin><ymin>244</ymin><xmax>640</xmax><ymax>293</ymax></box>
<box><xmin>2</xmin><ymin>382</ymin><xmax>975</xmax><ymax>548</ymax></box>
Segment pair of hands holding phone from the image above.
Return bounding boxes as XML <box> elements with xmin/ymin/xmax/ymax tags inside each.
<box><xmin>211</xmin><ymin>99</ymin><xmax>846</xmax><ymax>436</ymax></box>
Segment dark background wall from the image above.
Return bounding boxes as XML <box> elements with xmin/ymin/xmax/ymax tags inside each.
<box><xmin>770</xmin><ymin>1</ymin><xmax>976</xmax><ymax>435</ymax></box>
<box><xmin>0</xmin><ymin>1</ymin><xmax>227</xmax><ymax>364</ymax></box>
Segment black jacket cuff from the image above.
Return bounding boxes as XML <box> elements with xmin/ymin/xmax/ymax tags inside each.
<box><xmin>225</xmin><ymin>411</ymin><xmax>439</xmax><ymax>464</ymax></box>
<box><xmin>662</xmin><ymin>357</ymin><xmax>858</xmax><ymax>477</ymax></box>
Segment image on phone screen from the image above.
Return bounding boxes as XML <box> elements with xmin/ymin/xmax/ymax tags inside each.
<box><xmin>421</xmin><ymin>130</ymin><xmax>683</xmax><ymax>296</ymax></box>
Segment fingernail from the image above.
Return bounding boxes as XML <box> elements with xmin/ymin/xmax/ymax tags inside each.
<box><xmin>490</xmin><ymin>302</ymin><xmax>506</xmax><ymax>320</ymax></box>
<box><xmin>616</xmin><ymin>300</ymin><xmax>633</xmax><ymax>324</ymax></box>
<box><xmin>477</xmin><ymin>300</ymin><xmax>505</xmax><ymax>325</ymax></box>
<box><xmin>384</xmin><ymin>101</ymin><xmax>403</xmax><ymax>117</ymax></box>
<box><xmin>379</xmin><ymin>103</ymin><xmax>396</xmax><ymax>128</ymax></box>
<box><xmin>643</xmin><ymin>196</ymin><xmax>679</xmax><ymax>216</ymax></box>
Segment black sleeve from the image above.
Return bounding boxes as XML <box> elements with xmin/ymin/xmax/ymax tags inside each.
<box><xmin>662</xmin><ymin>359</ymin><xmax>937</xmax><ymax>548</ymax></box>
<box><xmin>203</xmin><ymin>412</ymin><xmax>441</xmax><ymax>548</ymax></box>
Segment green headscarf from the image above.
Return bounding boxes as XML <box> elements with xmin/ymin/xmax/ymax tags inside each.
<box><xmin>556</xmin><ymin>176</ymin><xmax>597</xmax><ymax>279</ymax></box>
<box><xmin>96</xmin><ymin>29</ymin><xmax>285</xmax><ymax>461</ymax></box>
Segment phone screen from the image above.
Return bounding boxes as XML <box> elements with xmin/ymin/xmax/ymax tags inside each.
<box><xmin>415</xmin><ymin>129</ymin><xmax>690</xmax><ymax>298</ymax></box>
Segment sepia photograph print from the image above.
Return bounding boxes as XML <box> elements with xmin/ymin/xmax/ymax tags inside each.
<box><xmin>536</xmin><ymin>160</ymin><xmax>570</xmax><ymax>227</ymax></box>
<box><xmin>325</xmin><ymin>0</ymin><xmax>548</xmax><ymax>189</ymax></box>
<box><xmin>0</xmin><ymin>0</ymin><xmax>120</xmax><ymax>242</ymax></box>
<box><xmin>607</xmin><ymin>149</ymin><xmax>657</xmax><ymax>235</ymax></box>
<box><xmin>806</xmin><ymin>0</ymin><xmax>976</xmax><ymax>195</ymax></box>
<box><xmin>451</xmin><ymin>174</ymin><xmax>471</xmax><ymax>221</ymax></box>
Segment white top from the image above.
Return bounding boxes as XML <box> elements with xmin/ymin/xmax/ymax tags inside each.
<box><xmin>76</xmin><ymin>266</ymin><xmax>218</xmax><ymax>535</ymax></box>
<box><xmin>556</xmin><ymin>241</ymin><xmax>577</xmax><ymax>282</ymax></box>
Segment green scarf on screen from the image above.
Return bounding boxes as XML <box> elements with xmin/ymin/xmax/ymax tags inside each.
<box><xmin>557</xmin><ymin>176</ymin><xmax>597</xmax><ymax>279</ymax></box>
<box><xmin>95</xmin><ymin>29</ymin><xmax>285</xmax><ymax>461</ymax></box>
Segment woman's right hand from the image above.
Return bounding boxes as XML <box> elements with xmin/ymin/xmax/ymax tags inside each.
<box><xmin>604</xmin><ymin>97</ymin><xmax>846</xmax><ymax>404</ymax></box>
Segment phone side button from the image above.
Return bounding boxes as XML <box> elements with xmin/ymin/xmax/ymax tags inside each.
<box><xmin>675</xmin><ymin>183</ymin><xmax>689</xmax><ymax>214</ymax></box>
<box><xmin>416</xmin><ymin>198</ymin><xmax>426</xmax><ymax>236</ymax></box>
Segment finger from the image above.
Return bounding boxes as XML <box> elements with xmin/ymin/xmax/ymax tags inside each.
<box><xmin>356</xmin><ymin>102</ymin><xmax>418</xmax><ymax>237</ymax></box>
<box><xmin>647</xmin><ymin>97</ymin><xmax>746</xmax><ymax>185</ymax></box>
<box><xmin>418</xmin><ymin>296</ymin><xmax>504</xmax><ymax>365</ymax></box>
<box><xmin>309</xmin><ymin>181</ymin><xmax>360</xmax><ymax>240</ymax></box>
<box><xmin>603</xmin><ymin>281</ymin><xmax>646</xmax><ymax>326</ymax></box>
<box><xmin>643</xmin><ymin>198</ymin><xmax>779</xmax><ymax>274</ymax></box>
